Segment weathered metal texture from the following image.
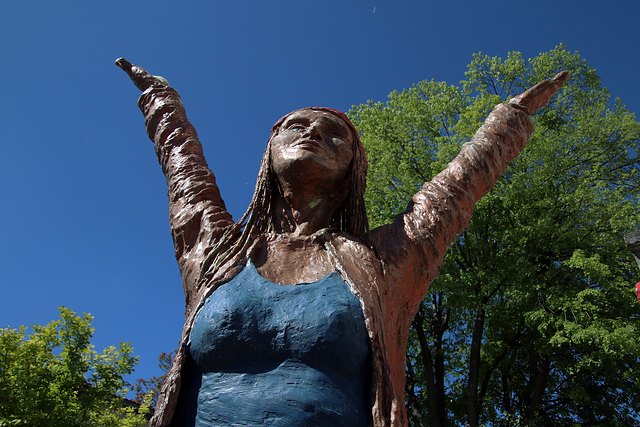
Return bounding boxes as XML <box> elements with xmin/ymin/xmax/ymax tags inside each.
<box><xmin>116</xmin><ymin>57</ymin><xmax>567</xmax><ymax>426</ymax></box>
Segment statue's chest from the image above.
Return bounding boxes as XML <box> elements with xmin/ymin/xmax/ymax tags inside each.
<box><xmin>250</xmin><ymin>233</ymin><xmax>336</xmax><ymax>286</ymax></box>
<box><xmin>189</xmin><ymin>261</ymin><xmax>369</xmax><ymax>374</ymax></box>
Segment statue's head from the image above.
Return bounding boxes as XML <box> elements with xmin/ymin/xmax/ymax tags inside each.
<box><xmin>267</xmin><ymin>108</ymin><xmax>365</xmax><ymax>204</ymax></box>
<box><xmin>202</xmin><ymin>107</ymin><xmax>368</xmax><ymax>280</ymax></box>
<box><xmin>258</xmin><ymin>107</ymin><xmax>369</xmax><ymax>234</ymax></box>
<box><xmin>269</xmin><ymin>108</ymin><xmax>356</xmax><ymax>190</ymax></box>
<box><xmin>268</xmin><ymin>107</ymin><xmax>366</xmax><ymax>167</ymax></box>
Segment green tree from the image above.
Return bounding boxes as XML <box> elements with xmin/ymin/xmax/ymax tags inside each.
<box><xmin>349</xmin><ymin>45</ymin><xmax>640</xmax><ymax>426</ymax></box>
<box><xmin>0</xmin><ymin>307</ymin><xmax>149</xmax><ymax>426</ymax></box>
<box><xmin>133</xmin><ymin>350</ymin><xmax>176</xmax><ymax>409</ymax></box>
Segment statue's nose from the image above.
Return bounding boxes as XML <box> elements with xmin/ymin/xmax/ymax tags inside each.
<box><xmin>305</xmin><ymin>123</ymin><xmax>323</xmax><ymax>140</ymax></box>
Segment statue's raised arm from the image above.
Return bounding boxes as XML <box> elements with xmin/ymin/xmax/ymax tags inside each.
<box><xmin>369</xmin><ymin>71</ymin><xmax>570</xmax><ymax>308</ymax></box>
<box><xmin>357</xmin><ymin>73</ymin><xmax>569</xmax><ymax>424</ymax></box>
<box><xmin>116</xmin><ymin>59</ymin><xmax>234</xmax><ymax>303</ymax></box>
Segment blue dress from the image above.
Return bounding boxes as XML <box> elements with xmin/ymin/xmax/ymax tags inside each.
<box><xmin>172</xmin><ymin>261</ymin><xmax>372</xmax><ymax>426</ymax></box>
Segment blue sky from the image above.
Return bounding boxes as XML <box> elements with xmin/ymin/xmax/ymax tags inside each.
<box><xmin>2</xmin><ymin>1</ymin><xmax>639</xmax><ymax>389</ymax></box>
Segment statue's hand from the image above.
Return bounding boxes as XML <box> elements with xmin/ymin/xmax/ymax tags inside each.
<box><xmin>115</xmin><ymin>58</ymin><xmax>170</xmax><ymax>91</ymax></box>
<box><xmin>509</xmin><ymin>71</ymin><xmax>570</xmax><ymax>115</ymax></box>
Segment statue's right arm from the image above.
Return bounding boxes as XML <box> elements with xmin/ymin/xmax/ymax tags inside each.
<box><xmin>367</xmin><ymin>71</ymin><xmax>569</xmax><ymax>311</ymax></box>
<box><xmin>116</xmin><ymin>59</ymin><xmax>234</xmax><ymax>298</ymax></box>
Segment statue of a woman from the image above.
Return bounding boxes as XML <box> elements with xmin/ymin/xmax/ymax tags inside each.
<box><xmin>116</xmin><ymin>58</ymin><xmax>567</xmax><ymax>426</ymax></box>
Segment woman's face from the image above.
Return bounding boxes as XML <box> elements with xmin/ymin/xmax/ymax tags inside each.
<box><xmin>270</xmin><ymin>109</ymin><xmax>354</xmax><ymax>185</ymax></box>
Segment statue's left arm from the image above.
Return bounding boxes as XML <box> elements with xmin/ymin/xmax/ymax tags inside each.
<box><xmin>368</xmin><ymin>72</ymin><xmax>569</xmax><ymax>304</ymax></box>
<box><xmin>116</xmin><ymin>58</ymin><xmax>234</xmax><ymax>303</ymax></box>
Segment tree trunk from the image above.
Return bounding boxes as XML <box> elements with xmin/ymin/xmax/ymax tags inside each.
<box><xmin>466</xmin><ymin>306</ymin><xmax>485</xmax><ymax>427</ymax></box>
<box><xmin>432</xmin><ymin>308</ymin><xmax>448</xmax><ymax>427</ymax></box>
<box><xmin>525</xmin><ymin>355</ymin><xmax>550</xmax><ymax>422</ymax></box>
<box><xmin>414</xmin><ymin>299</ymin><xmax>448</xmax><ymax>427</ymax></box>
<box><xmin>501</xmin><ymin>369</ymin><xmax>511</xmax><ymax>416</ymax></box>
<box><xmin>405</xmin><ymin>354</ymin><xmax>427</xmax><ymax>427</ymax></box>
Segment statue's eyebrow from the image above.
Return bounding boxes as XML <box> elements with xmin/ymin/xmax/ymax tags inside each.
<box><xmin>282</xmin><ymin>114</ymin><xmax>310</xmax><ymax>128</ymax></box>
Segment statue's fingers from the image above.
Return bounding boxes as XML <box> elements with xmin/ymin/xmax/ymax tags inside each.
<box><xmin>537</xmin><ymin>71</ymin><xmax>570</xmax><ymax>100</ymax></box>
<box><xmin>115</xmin><ymin>57</ymin><xmax>160</xmax><ymax>91</ymax></box>
<box><xmin>553</xmin><ymin>71</ymin><xmax>570</xmax><ymax>86</ymax></box>
<box><xmin>115</xmin><ymin>58</ymin><xmax>142</xmax><ymax>83</ymax></box>
<box><xmin>115</xmin><ymin>57</ymin><xmax>132</xmax><ymax>74</ymax></box>
<box><xmin>510</xmin><ymin>71</ymin><xmax>569</xmax><ymax>115</ymax></box>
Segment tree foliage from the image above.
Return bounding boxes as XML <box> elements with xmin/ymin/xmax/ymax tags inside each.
<box><xmin>133</xmin><ymin>350</ymin><xmax>176</xmax><ymax>409</ymax></box>
<box><xmin>0</xmin><ymin>307</ymin><xmax>149</xmax><ymax>426</ymax></box>
<box><xmin>349</xmin><ymin>45</ymin><xmax>640</xmax><ymax>426</ymax></box>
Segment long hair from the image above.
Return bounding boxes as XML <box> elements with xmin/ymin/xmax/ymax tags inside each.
<box><xmin>199</xmin><ymin>107</ymin><xmax>369</xmax><ymax>284</ymax></box>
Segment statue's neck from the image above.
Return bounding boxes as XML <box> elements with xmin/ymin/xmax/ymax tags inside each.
<box><xmin>272</xmin><ymin>189</ymin><xmax>342</xmax><ymax>236</ymax></box>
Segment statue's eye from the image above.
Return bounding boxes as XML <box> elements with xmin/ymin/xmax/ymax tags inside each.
<box><xmin>288</xmin><ymin>124</ymin><xmax>305</xmax><ymax>132</ymax></box>
<box><xmin>329</xmin><ymin>126</ymin><xmax>348</xmax><ymax>139</ymax></box>
<box><xmin>332</xmin><ymin>131</ymin><xmax>346</xmax><ymax>138</ymax></box>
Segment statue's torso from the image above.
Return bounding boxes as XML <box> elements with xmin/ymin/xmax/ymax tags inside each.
<box><xmin>179</xmin><ymin>261</ymin><xmax>372</xmax><ymax>426</ymax></box>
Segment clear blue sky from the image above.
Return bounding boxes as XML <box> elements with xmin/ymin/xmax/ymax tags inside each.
<box><xmin>2</xmin><ymin>1</ymin><xmax>639</xmax><ymax>388</ymax></box>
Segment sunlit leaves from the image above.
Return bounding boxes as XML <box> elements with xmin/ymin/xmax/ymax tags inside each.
<box><xmin>0</xmin><ymin>308</ymin><xmax>148</xmax><ymax>426</ymax></box>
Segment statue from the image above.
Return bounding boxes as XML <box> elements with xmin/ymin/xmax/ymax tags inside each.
<box><xmin>116</xmin><ymin>57</ymin><xmax>568</xmax><ymax>426</ymax></box>
<box><xmin>624</xmin><ymin>231</ymin><xmax>640</xmax><ymax>306</ymax></box>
